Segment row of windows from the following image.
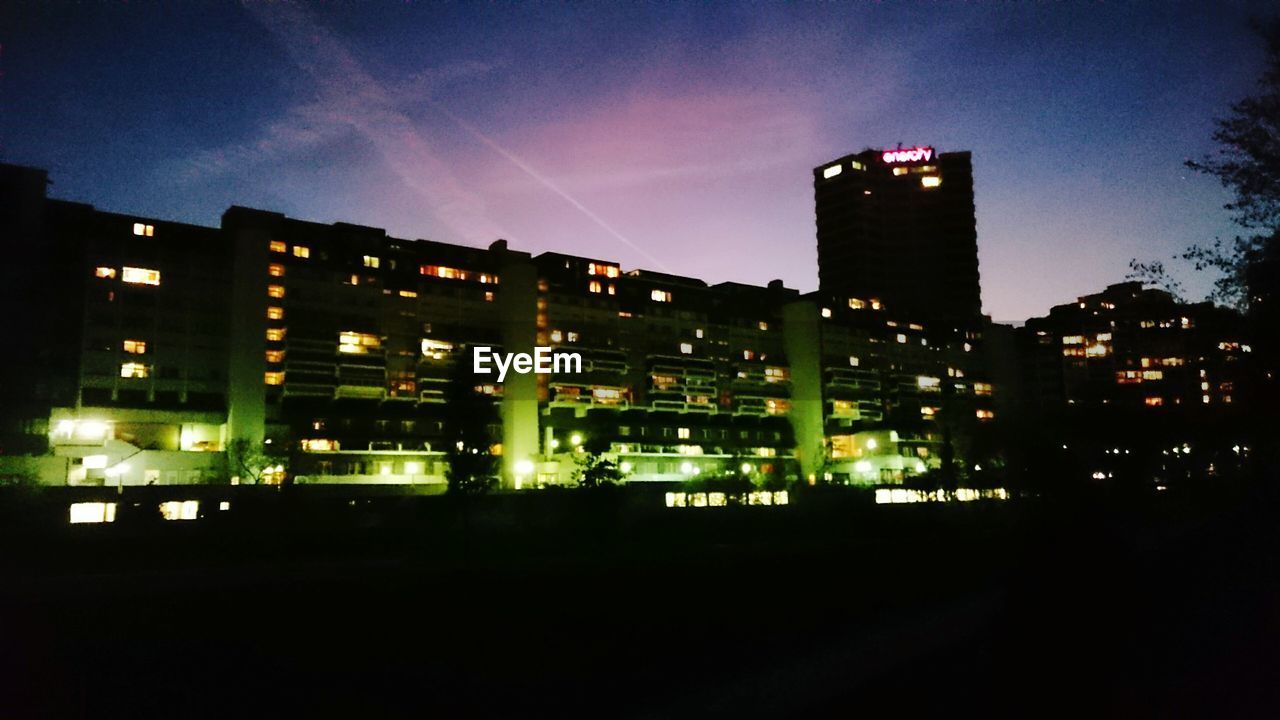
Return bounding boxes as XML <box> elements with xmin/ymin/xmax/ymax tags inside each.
<box><xmin>95</xmin><ymin>266</ymin><xmax>161</xmax><ymax>285</ymax></box>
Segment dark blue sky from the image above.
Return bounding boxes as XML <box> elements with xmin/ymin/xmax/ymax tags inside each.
<box><xmin>1</xmin><ymin>1</ymin><xmax>1270</xmax><ymax>320</ymax></box>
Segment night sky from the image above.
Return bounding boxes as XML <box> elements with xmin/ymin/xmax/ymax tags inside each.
<box><xmin>1</xmin><ymin>1</ymin><xmax>1270</xmax><ymax>321</ymax></box>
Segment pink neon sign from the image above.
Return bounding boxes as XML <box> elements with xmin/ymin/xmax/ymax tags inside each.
<box><xmin>881</xmin><ymin>146</ymin><xmax>934</xmax><ymax>164</ymax></box>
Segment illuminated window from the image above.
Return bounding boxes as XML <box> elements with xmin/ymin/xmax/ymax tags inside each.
<box><xmin>1062</xmin><ymin>335</ymin><xmax>1085</xmax><ymax>345</ymax></box>
<box><xmin>587</xmin><ymin>263</ymin><xmax>620</xmax><ymax>278</ymax></box>
<box><xmin>421</xmin><ymin>338</ymin><xmax>454</xmax><ymax>360</ymax></box>
<box><xmin>743</xmin><ymin>350</ymin><xmax>755</xmax><ymax>360</ymax></box>
<box><xmin>679</xmin><ymin>342</ymin><xmax>693</xmax><ymax>354</ymax></box>
<box><xmin>652</xmin><ymin>374</ymin><xmax>678</xmax><ymax>389</ymax></box>
<box><xmin>421</xmin><ymin>265</ymin><xmax>466</xmax><ymax>280</ymax></box>
<box><xmin>95</xmin><ymin>267</ymin><xmax>117</xmax><ymax>279</ymax></box>
<box><xmin>268</xmin><ymin>263</ymin><xmax>285</xmax><ymax>277</ymax></box>
<box><xmin>892</xmin><ymin>167</ymin><xmax>909</xmax><ymax>176</ymax></box>
<box><xmin>764</xmin><ymin>367</ymin><xmax>788</xmax><ymax>382</ymax></box>
<box><xmin>484</xmin><ymin>291</ymin><xmax>495</xmax><ymax>302</ymax></box>
<box><xmin>917</xmin><ymin>376</ymin><xmax>941</xmax><ymax>391</ymax></box>
<box><xmin>1145</xmin><ymin>397</ymin><xmax>1164</xmax><ymax>407</ymax></box>
<box><xmin>975</xmin><ymin>409</ymin><xmax>995</xmax><ymax>420</ymax></box>
<box><xmin>677</xmin><ymin>427</ymin><xmax>691</xmax><ymax>440</ymax></box>
<box><xmin>765</xmin><ymin>398</ymin><xmax>790</xmax><ymax>415</ymax></box>
<box><xmin>122</xmin><ymin>339</ymin><xmax>147</xmax><ymax>355</ymax></box>
<box><xmin>119</xmin><ymin>362</ymin><xmax>150</xmax><ymax>379</ymax></box>
<box><xmin>695</xmin><ymin>329</ymin><xmax>704</xmax><ymax>339</ymax></box>
<box><xmin>758</xmin><ymin>321</ymin><xmax>769</xmax><ymax>331</ymax></box>
<box><xmin>550</xmin><ymin>330</ymin><xmax>563</xmax><ymax>343</ymax></box>
<box><xmin>338</xmin><ymin>331</ymin><xmax>380</xmax><ymax>354</ymax></box>
<box><xmin>607</xmin><ymin>284</ymin><xmax>616</xmax><ymax>295</ymax></box>
<box><xmin>301</xmin><ymin>438</ymin><xmax>337</xmax><ymax>452</ymax></box>
<box><xmin>567</xmin><ymin>331</ymin><xmax>579</xmax><ymax>343</ymax></box>
<box><xmin>121</xmin><ymin>267</ymin><xmax>160</xmax><ymax>286</ymax></box>
<box><xmin>974</xmin><ymin>382</ymin><xmax>993</xmax><ymax>396</ymax></box>
<box><xmin>264</xmin><ymin>371</ymin><xmax>284</xmax><ymax>386</ymax></box>
<box><xmin>849</xmin><ymin>356</ymin><xmax>860</xmax><ymax>367</ymax></box>
<box><xmin>132</xmin><ymin>223</ymin><xmax>154</xmax><ymax>237</ymax></box>
<box><xmin>70</xmin><ymin>502</ymin><xmax>116</xmax><ymax>524</ymax></box>
<box><xmin>592</xmin><ymin>387</ymin><xmax>622</xmax><ymax>404</ymax></box>
<box><xmin>849</xmin><ymin>298</ymin><xmax>867</xmax><ymax>310</ymax></box>
<box><xmin>363</xmin><ymin>255</ymin><xmax>380</xmax><ymax>269</ymax></box>
<box><xmin>920</xmin><ymin>175</ymin><xmax>942</xmax><ymax>188</ymax></box>
<box><xmin>651</xmin><ymin>289</ymin><xmax>672</xmax><ymax>303</ymax></box>
<box><xmin>266</xmin><ymin>328</ymin><xmax>285</xmax><ymax>342</ymax></box>
<box><xmin>292</xmin><ymin>245</ymin><xmax>310</xmax><ymax>259</ymax></box>
<box><xmin>822</xmin><ymin>164</ymin><xmax>843</xmax><ymax>179</ymax></box>
<box><xmin>821</xmin><ymin>308</ymin><xmax>832</xmax><ymax>318</ymax></box>
<box><xmin>398</xmin><ymin>289</ymin><xmax>418</xmax><ymax>298</ymax></box>
<box><xmin>266</xmin><ymin>350</ymin><xmax>284</xmax><ymax>363</ymax></box>
<box><xmin>588</xmin><ymin>280</ymin><xmax>603</xmax><ymax>294</ymax></box>
<box><xmin>267</xmin><ymin>306</ymin><xmax>284</xmax><ymax>320</ymax></box>
<box><xmin>269</xmin><ymin>240</ymin><xmax>287</xmax><ymax>253</ymax></box>
<box><xmin>896</xmin><ymin>333</ymin><xmax>907</xmax><ymax>344</ymax></box>
<box><xmin>268</xmin><ymin>284</ymin><xmax>285</xmax><ymax>299</ymax></box>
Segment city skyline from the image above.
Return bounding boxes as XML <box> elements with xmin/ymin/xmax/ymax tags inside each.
<box><xmin>0</xmin><ymin>1</ymin><xmax>1271</xmax><ymax>323</ymax></box>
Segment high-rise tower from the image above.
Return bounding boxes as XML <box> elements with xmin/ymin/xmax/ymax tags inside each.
<box><xmin>814</xmin><ymin>146</ymin><xmax>981</xmax><ymax>326</ymax></box>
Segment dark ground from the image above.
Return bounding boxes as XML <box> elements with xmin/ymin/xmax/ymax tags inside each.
<box><xmin>2</xmin><ymin>484</ymin><xmax>1278</xmax><ymax>718</ymax></box>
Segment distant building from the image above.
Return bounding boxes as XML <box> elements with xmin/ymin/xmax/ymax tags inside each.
<box><xmin>814</xmin><ymin>147</ymin><xmax>982</xmax><ymax>327</ymax></box>
<box><xmin>0</xmin><ymin>162</ymin><xmax>999</xmax><ymax>489</ymax></box>
<box><xmin>1018</xmin><ymin>281</ymin><xmax>1254</xmax><ymax>414</ymax></box>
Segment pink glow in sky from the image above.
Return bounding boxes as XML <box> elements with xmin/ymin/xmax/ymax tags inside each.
<box><xmin>3</xmin><ymin>1</ymin><xmax>1267</xmax><ymax>321</ymax></box>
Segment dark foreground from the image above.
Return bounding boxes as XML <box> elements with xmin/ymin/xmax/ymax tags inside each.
<box><xmin>2</xmin><ymin>485</ymin><xmax>1279</xmax><ymax>718</ymax></box>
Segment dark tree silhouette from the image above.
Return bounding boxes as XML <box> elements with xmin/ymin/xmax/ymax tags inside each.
<box><xmin>226</xmin><ymin>438</ymin><xmax>285</xmax><ymax>485</ymax></box>
<box><xmin>442</xmin><ymin>346</ymin><xmax>499</xmax><ymax>496</ymax></box>
<box><xmin>573</xmin><ymin>434</ymin><xmax>623</xmax><ymax>489</ymax></box>
<box><xmin>1131</xmin><ymin>18</ymin><xmax>1280</xmax><ymax>313</ymax></box>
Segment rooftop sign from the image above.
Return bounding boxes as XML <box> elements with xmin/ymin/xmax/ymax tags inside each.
<box><xmin>881</xmin><ymin>146</ymin><xmax>934</xmax><ymax>164</ymax></box>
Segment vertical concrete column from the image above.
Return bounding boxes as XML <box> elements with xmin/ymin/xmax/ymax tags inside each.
<box><xmin>223</xmin><ymin>216</ymin><xmax>269</xmax><ymax>447</ymax></box>
<box><xmin>783</xmin><ymin>300</ymin><xmax>825</xmax><ymax>483</ymax></box>
<box><xmin>498</xmin><ymin>258</ymin><xmax>539</xmax><ymax>488</ymax></box>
